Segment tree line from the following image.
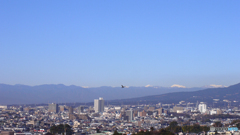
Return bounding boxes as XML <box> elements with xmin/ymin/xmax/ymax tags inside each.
<box><xmin>50</xmin><ymin>124</ymin><xmax>73</xmax><ymax>135</ymax></box>
<box><xmin>114</xmin><ymin>121</ymin><xmax>210</xmax><ymax>135</ymax></box>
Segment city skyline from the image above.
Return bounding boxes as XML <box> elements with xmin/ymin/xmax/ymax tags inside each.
<box><xmin>1</xmin><ymin>1</ymin><xmax>240</xmax><ymax>87</ymax></box>
<box><xmin>1</xmin><ymin>1</ymin><xmax>240</xmax><ymax>134</ymax></box>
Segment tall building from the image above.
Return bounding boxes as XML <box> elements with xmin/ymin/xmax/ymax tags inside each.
<box><xmin>133</xmin><ymin>110</ymin><xmax>138</xmax><ymax>117</ymax></box>
<box><xmin>196</xmin><ymin>101</ymin><xmax>199</xmax><ymax>109</ymax></box>
<box><xmin>164</xmin><ymin>110</ymin><xmax>168</xmax><ymax>114</ymax></box>
<box><xmin>94</xmin><ymin>97</ymin><xmax>104</xmax><ymax>113</ymax></box>
<box><xmin>139</xmin><ymin>110</ymin><xmax>146</xmax><ymax>117</ymax></box>
<box><xmin>125</xmin><ymin>109</ymin><xmax>133</xmax><ymax>122</ymax></box>
<box><xmin>198</xmin><ymin>102</ymin><xmax>207</xmax><ymax>113</ymax></box>
<box><xmin>78</xmin><ymin>106</ymin><xmax>84</xmax><ymax>114</ymax></box>
<box><xmin>48</xmin><ymin>103</ymin><xmax>59</xmax><ymax>113</ymax></box>
<box><xmin>69</xmin><ymin>106</ymin><xmax>73</xmax><ymax>114</ymax></box>
<box><xmin>217</xmin><ymin>109</ymin><xmax>222</xmax><ymax>114</ymax></box>
<box><xmin>157</xmin><ymin>108</ymin><xmax>163</xmax><ymax>115</ymax></box>
<box><xmin>59</xmin><ymin>106</ymin><xmax>65</xmax><ymax>112</ymax></box>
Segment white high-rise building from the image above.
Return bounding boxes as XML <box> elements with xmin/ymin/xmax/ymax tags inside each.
<box><xmin>126</xmin><ymin>109</ymin><xmax>133</xmax><ymax>122</ymax></box>
<box><xmin>198</xmin><ymin>102</ymin><xmax>207</xmax><ymax>113</ymax></box>
<box><xmin>94</xmin><ymin>97</ymin><xmax>104</xmax><ymax>113</ymax></box>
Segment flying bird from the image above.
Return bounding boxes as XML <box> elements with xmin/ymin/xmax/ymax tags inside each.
<box><xmin>121</xmin><ymin>85</ymin><xmax>125</xmax><ymax>88</ymax></box>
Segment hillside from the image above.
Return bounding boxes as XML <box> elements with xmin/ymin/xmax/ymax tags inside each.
<box><xmin>109</xmin><ymin>83</ymin><xmax>240</xmax><ymax>105</ymax></box>
<box><xmin>0</xmin><ymin>84</ymin><xmax>203</xmax><ymax>105</ymax></box>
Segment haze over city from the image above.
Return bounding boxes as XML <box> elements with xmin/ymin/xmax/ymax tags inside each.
<box><xmin>1</xmin><ymin>1</ymin><xmax>240</xmax><ymax>88</ymax></box>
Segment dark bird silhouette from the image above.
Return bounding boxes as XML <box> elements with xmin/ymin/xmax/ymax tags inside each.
<box><xmin>121</xmin><ymin>85</ymin><xmax>125</xmax><ymax>88</ymax></box>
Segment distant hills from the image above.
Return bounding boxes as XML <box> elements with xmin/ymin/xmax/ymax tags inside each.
<box><xmin>110</xmin><ymin>83</ymin><xmax>240</xmax><ymax>105</ymax></box>
<box><xmin>0</xmin><ymin>83</ymin><xmax>205</xmax><ymax>105</ymax></box>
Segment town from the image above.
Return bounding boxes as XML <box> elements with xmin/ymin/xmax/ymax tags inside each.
<box><xmin>1</xmin><ymin>97</ymin><xmax>240</xmax><ymax>135</ymax></box>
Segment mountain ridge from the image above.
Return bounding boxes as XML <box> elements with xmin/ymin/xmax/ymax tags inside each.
<box><xmin>109</xmin><ymin>83</ymin><xmax>240</xmax><ymax>105</ymax></box>
<box><xmin>0</xmin><ymin>83</ymin><xmax>205</xmax><ymax>105</ymax></box>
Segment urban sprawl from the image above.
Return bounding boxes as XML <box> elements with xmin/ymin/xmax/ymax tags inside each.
<box><xmin>1</xmin><ymin>98</ymin><xmax>240</xmax><ymax>135</ymax></box>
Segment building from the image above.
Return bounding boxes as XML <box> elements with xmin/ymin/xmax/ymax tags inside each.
<box><xmin>157</xmin><ymin>108</ymin><xmax>163</xmax><ymax>115</ymax></box>
<box><xmin>69</xmin><ymin>113</ymin><xmax>91</xmax><ymax>120</ymax></box>
<box><xmin>198</xmin><ymin>102</ymin><xmax>207</xmax><ymax>113</ymax></box>
<box><xmin>164</xmin><ymin>110</ymin><xmax>168</xmax><ymax>114</ymax></box>
<box><xmin>69</xmin><ymin>106</ymin><xmax>73</xmax><ymax>114</ymax></box>
<box><xmin>143</xmin><ymin>106</ymin><xmax>148</xmax><ymax>110</ymax></box>
<box><xmin>19</xmin><ymin>106</ymin><xmax>23</xmax><ymax>111</ymax></box>
<box><xmin>59</xmin><ymin>105</ymin><xmax>65</xmax><ymax>112</ymax></box>
<box><xmin>48</xmin><ymin>103</ymin><xmax>59</xmax><ymax>113</ymax></box>
<box><xmin>139</xmin><ymin>110</ymin><xmax>147</xmax><ymax>117</ymax></box>
<box><xmin>78</xmin><ymin>106</ymin><xmax>84</xmax><ymax>113</ymax></box>
<box><xmin>210</xmin><ymin>109</ymin><xmax>217</xmax><ymax>115</ymax></box>
<box><xmin>1</xmin><ymin>131</ymin><xmax>14</xmax><ymax>135</ymax></box>
<box><xmin>196</xmin><ymin>101</ymin><xmax>199</xmax><ymax>109</ymax></box>
<box><xmin>24</xmin><ymin>107</ymin><xmax>30</xmax><ymax>112</ymax></box>
<box><xmin>217</xmin><ymin>108</ymin><xmax>222</xmax><ymax>114</ymax></box>
<box><xmin>133</xmin><ymin>110</ymin><xmax>138</xmax><ymax>117</ymax></box>
<box><xmin>148</xmin><ymin>107</ymin><xmax>155</xmax><ymax>111</ymax></box>
<box><xmin>94</xmin><ymin>97</ymin><xmax>104</xmax><ymax>113</ymax></box>
<box><xmin>0</xmin><ymin>105</ymin><xmax>7</xmax><ymax>109</ymax></box>
<box><xmin>14</xmin><ymin>133</ymin><xmax>32</xmax><ymax>135</ymax></box>
<box><xmin>228</xmin><ymin>127</ymin><xmax>238</xmax><ymax>131</ymax></box>
<box><xmin>173</xmin><ymin>106</ymin><xmax>183</xmax><ymax>113</ymax></box>
<box><xmin>137</xmin><ymin>121</ymin><xmax>142</xmax><ymax>127</ymax></box>
<box><xmin>125</xmin><ymin>109</ymin><xmax>133</xmax><ymax>122</ymax></box>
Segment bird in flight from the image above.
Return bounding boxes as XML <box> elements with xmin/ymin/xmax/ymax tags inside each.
<box><xmin>121</xmin><ymin>85</ymin><xmax>125</xmax><ymax>88</ymax></box>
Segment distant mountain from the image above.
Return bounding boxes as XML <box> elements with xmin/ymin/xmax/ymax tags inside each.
<box><xmin>110</xmin><ymin>83</ymin><xmax>240</xmax><ymax>105</ymax></box>
<box><xmin>0</xmin><ymin>83</ymin><xmax>204</xmax><ymax>105</ymax></box>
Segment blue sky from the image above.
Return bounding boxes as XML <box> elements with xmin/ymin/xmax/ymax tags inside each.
<box><xmin>0</xmin><ymin>1</ymin><xmax>240</xmax><ymax>87</ymax></box>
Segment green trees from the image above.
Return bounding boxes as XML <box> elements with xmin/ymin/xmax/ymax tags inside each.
<box><xmin>158</xmin><ymin>128</ymin><xmax>175</xmax><ymax>135</ymax></box>
<box><xmin>166</xmin><ymin>121</ymin><xmax>182</xmax><ymax>133</ymax></box>
<box><xmin>236</xmin><ymin>123</ymin><xmax>240</xmax><ymax>129</ymax></box>
<box><xmin>150</xmin><ymin>127</ymin><xmax>154</xmax><ymax>132</ymax></box>
<box><xmin>50</xmin><ymin>124</ymin><xmax>72</xmax><ymax>135</ymax></box>
<box><xmin>169</xmin><ymin>121</ymin><xmax>178</xmax><ymax>128</ymax></box>
<box><xmin>213</xmin><ymin>122</ymin><xmax>222</xmax><ymax>127</ymax></box>
<box><xmin>201</xmin><ymin>126</ymin><xmax>210</xmax><ymax>132</ymax></box>
<box><xmin>131</xmin><ymin>121</ymin><xmax>210</xmax><ymax>135</ymax></box>
<box><xmin>113</xmin><ymin>130</ymin><xmax>120</xmax><ymax>135</ymax></box>
<box><xmin>96</xmin><ymin>128</ymin><xmax>101</xmax><ymax>133</ymax></box>
<box><xmin>134</xmin><ymin>129</ymin><xmax>174</xmax><ymax>135</ymax></box>
<box><xmin>228</xmin><ymin>119</ymin><xmax>240</xmax><ymax>128</ymax></box>
<box><xmin>182</xmin><ymin>124</ymin><xmax>209</xmax><ymax>133</ymax></box>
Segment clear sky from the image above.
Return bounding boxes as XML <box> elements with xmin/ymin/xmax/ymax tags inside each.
<box><xmin>0</xmin><ymin>1</ymin><xmax>240</xmax><ymax>87</ymax></box>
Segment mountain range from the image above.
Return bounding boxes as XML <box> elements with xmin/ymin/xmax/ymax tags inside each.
<box><xmin>0</xmin><ymin>83</ymin><xmax>207</xmax><ymax>105</ymax></box>
<box><xmin>110</xmin><ymin>83</ymin><xmax>240</xmax><ymax>105</ymax></box>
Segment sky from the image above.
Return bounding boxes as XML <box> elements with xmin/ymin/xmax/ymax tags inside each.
<box><xmin>0</xmin><ymin>1</ymin><xmax>240</xmax><ymax>87</ymax></box>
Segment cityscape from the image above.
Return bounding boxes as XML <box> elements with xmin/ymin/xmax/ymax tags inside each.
<box><xmin>1</xmin><ymin>0</ymin><xmax>240</xmax><ymax>135</ymax></box>
<box><xmin>1</xmin><ymin>87</ymin><xmax>240</xmax><ymax>135</ymax></box>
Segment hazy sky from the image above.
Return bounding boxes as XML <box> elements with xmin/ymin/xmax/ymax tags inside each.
<box><xmin>0</xmin><ymin>1</ymin><xmax>240</xmax><ymax>87</ymax></box>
